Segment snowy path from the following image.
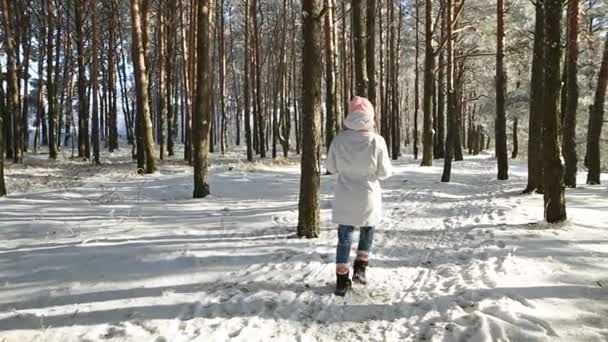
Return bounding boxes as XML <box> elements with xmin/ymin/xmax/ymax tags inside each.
<box><xmin>1</xmin><ymin>150</ymin><xmax>607</xmax><ymax>341</ymax></box>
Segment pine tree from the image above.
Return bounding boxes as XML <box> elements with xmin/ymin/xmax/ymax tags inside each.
<box><xmin>352</xmin><ymin>0</ymin><xmax>368</xmax><ymax>97</ymax></box>
<box><xmin>298</xmin><ymin>0</ymin><xmax>322</xmax><ymax>239</ymax></box>
<box><xmin>193</xmin><ymin>0</ymin><xmax>214</xmax><ymax>198</ymax></box>
<box><xmin>130</xmin><ymin>0</ymin><xmax>156</xmax><ymax>174</ymax></box>
<box><xmin>542</xmin><ymin>0</ymin><xmax>567</xmax><ymax>223</ymax></box>
<box><xmin>524</xmin><ymin>0</ymin><xmax>544</xmax><ymax>194</ymax></box>
<box><xmin>585</xmin><ymin>33</ymin><xmax>608</xmax><ymax>185</ymax></box>
<box><xmin>421</xmin><ymin>0</ymin><xmax>434</xmax><ymax>166</ymax></box>
<box><xmin>496</xmin><ymin>0</ymin><xmax>509</xmax><ymax>180</ymax></box>
<box><xmin>562</xmin><ymin>0</ymin><xmax>579</xmax><ymax>188</ymax></box>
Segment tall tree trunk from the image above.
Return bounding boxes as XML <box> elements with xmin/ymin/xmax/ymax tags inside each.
<box><xmin>366</xmin><ymin>0</ymin><xmax>376</xmax><ymax>105</ymax></box>
<box><xmin>511</xmin><ymin>117</ymin><xmax>518</xmax><ymax>159</ymax></box>
<box><xmin>421</xmin><ymin>0</ymin><xmax>434</xmax><ymax>166</ymax></box>
<box><xmin>91</xmin><ymin>0</ymin><xmax>100</xmax><ymax>164</ymax></box>
<box><xmin>562</xmin><ymin>0</ymin><xmax>579</xmax><ymax>188</ymax></box>
<box><xmin>441</xmin><ymin>0</ymin><xmax>455</xmax><ymax>182</ymax></box>
<box><xmin>437</xmin><ymin>0</ymin><xmax>446</xmax><ymax>159</ymax></box>
<box><xmin>108</xmin><ymin>1</ymin><xmax>119</xmax><ymax>152</ymax></box>
<box><xmin>20</xmin><ymin>11</ymin><xmax>31</xmax><ymax>153</ymax></box>
<box><xmin>158</xmin><ymin>0</ymin><xmax>167</xmax><ymax>160</ymax></box>
<box><xmin>244</xmin><ymin>0</ymin><xmax>253</xmax><ymax>161</ymax></box>
<box><xmin>585</xmin><ymin>33</ymin><xmax>608</xmax><ymax>185</ymax></box>
<box><xmin>130</xmin><ymin>0</ymin><xmax>156</xmax><ymax>174</ymax></box>
<box><xmin>218</xmin><ymin>0</ymin><xmax>226</xmax><ymax>154</ymax></box>
<box><xmin>166</xmin><ymin>0</ymin><xmax>177</xmax><ymax>156</ymax></box>
<box><xmin>352</xmin><ymin>0</ymin><xmax>368</xmax><ymax>97</ymax></box>
<box><xmin>543</xmin><ymin>0</ymin><xmax>567</xmax><ymax>223</ymax></box>
<box><xmin>2</xmin><ymin>0</ymin><xmax>21</xmax><ymax>163</ymax></box>
<box><xmin>414</xmin><ymin>0</ymin><xmax>420</xmax><ymax>160</ymax></box>
<box><xmin>524</xmin><ymin>0</ymin><xmax>545</xmax><ymax>194</ymax></box>
<box><xmin>252</xmin><ymin>0</ymin><xmax>265</xmax><ymax>158</ymax></box>
<box><xmin>193</xmin><ymin>0</ymin><xmax>213</xmax><ymax>198</ymax></box>
<box><xmin>298</xmin><ymin>0</ymin><xmax>322</xmax><ymax>239</ymax></box>
<box><xmin>47</xmin><ymin>0</ymin><xmax>58</xmax><ymax>159</ymax></box>
<box><xmin>496</xmin><ymin>0</ymin><xmax>509</xmax><ymax>179</ymax></box>
<box><xmin>324</xmin><ymin>0</ymin><xmax>337</xmax><ymax>151</ymax></box>
<box><xmin>76</xmin><ymin>0</ymin><xmax>88</xmax><ymax>159</ymax></box>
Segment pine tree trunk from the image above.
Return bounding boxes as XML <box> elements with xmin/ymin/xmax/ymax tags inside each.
<box><xmin>511</xmin><ymin>117</ymin><xmax>518</xmax><ymax>159</ymax></box>
<box><xmin>108</xmin><ymin>1</ymin><xmax>119</xmax><ymax>152</ymax></box>
<box><xmin>441</xmin><ymin>0</ymin><xmax>455</xmax><ymax>183</ymax></box>
<box><xmin>130</xmin><ymin>0</ymin><xmax>156</xmax><ymax>174</ymax></box>
<box><xmin>352</xmin><ymin>0</ymin><xmax>368</xmax><ymax>97</ymax></box>
<box><xmin>562</xmin><ymin>0</ymin><xmax>579</xmax><ymax>188</ymax></box>
<box><xmin>157</xmin><ymin>0</ymin><xmax>167</xmax><ymax>160</ymax></box>
<box><xmin>47</xmin><ymin>0</ymin><xmax>58</xmax><ymax>159</ymax></box>
<box><xmin>21</xmin><ymin>12</ymin><xmax>31</xmax><ymax>153</ymax></box>
<box><xmin>453</xmin><ymin>58</ymin><xmax>464</xmax><ymax>161</ymax></box>
<box><xmin>585</xmin><ymin>33</ymin><xmax>608</xmax><ymax>185</ymax></box>
<box><xmin>91</xmin><ymin>1</ymin><xmax>101</xmax><ymax>164</ymax></box>
<box><xmin>76</xmin><ymin>0</ymin><xmax>88</xmax><ymax>159</ymax></box>
<box><xmin>324</xmin><ymin>0</ymin><xmax>338</xmax><ymax>152</ymax></box>
<box><xmin>366</xmin><ymin>0</ymin><xmax>376</xmax><ymax>105</ymax></box>
<box><xmin>421</xmin><ymin>0</ymin><xmax>434</xmax><ymax>166</ymax></box>
<box><xmin>495</xmin><ymin>0</ymin><xmax>509</xmax><ymax>179</ymax></box>
<box><xmin>437</xmin><ymin>0</ymin><xmax>446</xmax><ymax>159</ymax></box>
<box><xmin>218</xmin><ymin>0</ymin><xmax>226</xmax><ymax>154</ymax></box>
<box><xmin>244</xmin><ymin>0</ymin><xmax>253</xmax><ymax>161</ymax></box>
<box><xmin>543</xmin><ymin>0</ymin><xmax>567</xmax><ymax>223</ymax></box>
<box><xmin>252</xmin><ymin>0</ymin><xmax>265</xmax><ymax>158</ymax></box>
<box><xmin>414</xmin><ymin>0</ymin><xmax>420</xmax><ymax>160</ymax></box>
<box><xmin>2</xmin><ymin>0</ymin><xmax>21</xmax><ymax>163</ymax></box>
<box><xmin>524</xmin><ymin>1</ymin><xmax>545</xmax><ymax>194</ymax></box>
<box><xmin>298</xmin><ymin>0</ymin><xmax>322</xmax><ymax>239</ymax></box>
<box><xmin>193</xmin><ymin>0</ymin><xmax>213</xmax><ymax>198</ymax></box>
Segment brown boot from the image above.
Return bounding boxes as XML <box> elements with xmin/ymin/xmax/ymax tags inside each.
<box><xmin>334</xmin><ymin>273</ymin><xmax>352</xmax><ymax>296</ymax></box>
<box><xmin>353</xmin><ymin>260</ymin><xmax>368</xmax><ymax>285</ymax></box>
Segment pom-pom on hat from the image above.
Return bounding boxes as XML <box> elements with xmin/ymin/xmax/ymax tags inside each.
<box><xmin>345</xmin><ymin>96</ymin><xmax>375</xmax><ymax>131</ymax></box>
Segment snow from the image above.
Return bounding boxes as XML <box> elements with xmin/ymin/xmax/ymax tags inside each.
<box><xmin>1</xmin><ymin>147</ymin><xmax>607</xmax><ymax>342</ymax></box>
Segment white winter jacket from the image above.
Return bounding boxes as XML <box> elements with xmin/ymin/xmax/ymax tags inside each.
<box><xmin>326</xmin><ymin>130</ymin><xmax>393</xmax><ymax>227</ymax></box>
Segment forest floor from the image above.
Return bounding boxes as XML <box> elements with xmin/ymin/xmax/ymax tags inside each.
<box><xmin>1</xmin><ymin>146</ymin><xmax>607</xmax><ymax>342</ymax></box>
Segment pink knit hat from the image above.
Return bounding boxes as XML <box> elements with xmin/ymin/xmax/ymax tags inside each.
<box><xmin>345</xmin><ymin>96</ymin><xmax>375</xmax><ymax>131</ymax></box>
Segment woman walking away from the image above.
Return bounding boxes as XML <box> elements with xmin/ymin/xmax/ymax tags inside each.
<box><xmin>326</xmin><ymin>96</ymin><xmax>393</xmax><ymax>296</ymax></box>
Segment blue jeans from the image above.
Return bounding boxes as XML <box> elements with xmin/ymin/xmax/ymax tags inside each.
<box><xmin>336</xmin><ymin>225</ymin><xmax>374</xmax><ymax>264</ymax></box>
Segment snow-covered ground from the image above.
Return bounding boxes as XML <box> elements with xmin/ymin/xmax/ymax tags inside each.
<box><xmin>1</xmin><ymin>147</ymin><xmax>607</xmax><ymax>342</ymax></box>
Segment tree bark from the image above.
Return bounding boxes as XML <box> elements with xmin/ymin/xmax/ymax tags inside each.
<box><xmin>324</xmin><ymin>0</ymin><xmax>338</xmax><ymax>151</ymax></box>
<box><xmin>366</xmin><ymin>0</ymin><xmax>376</xmax><ymax>105</ymax></box>
<box><xmin>252</xmin><ymin>0</ymin><xmax>265</xmax><ymax>158</ymax></box>
<box><xmin>130</xmin><ymin>0</ymin><xmax>156</xmax><ymax>174</ymax></box>
<box><xmin>352</xmin><ymin>0</ymin><xmax>368</xmax><ymax>97</ymax></box>
<box><xmin>91</xmin><ymin>0</ymin><xmax>100</xmax><ymax>164</ymax></box>
<box><xmin>511</xmin><ymin>117</ymin><xmax>518</xmax><ymax>159</ymax></box>
<box><xmin>244</xmin><ymin>0</ymin><xmax>253</xmax><ymax>161</ymax></box>
<box><xmin>2</xmin><ymin>0</ymin><xmax>21</xmax><ymax>163</ymax></box>
<box><xmin>542</xmin><ymin>0</ymin><xmax>567</xmax><ymax>223</ymax></box>
<box><xmin>414</xmin><ymin>0</ymin><xmax>420</xmax><ymax>160</ymax></box>
<box><xmin>421</xmin><ymin>0</ymin><xmax>434</xmax><ymax>166</ymax></box>
<box><xmin>298</xmin><ymin>0</ymin><xmax>322</xmax><ymax>239</ymax></box>
<box><xmin>76</xmin><ymin>0</ymin><xmax>89</xmax><ymax>159</ymax></box>
<box><xmin>47</xmin><ymin>0</ymin><xmax>58</xmax><ymax>159</ymax></box>
<box><xmin>496</xmin><ymin>0</ymin><xmax>509</xmax><ymax>179</ymax></box>
<box><xmin>441</xmin><ymin>0</ymin><xmax>455</xmax><ymax>182</ymax></box>
<box><xmin>524</xmin><ymin>0</ymin><xmax>545</xmax><ymax>194</ymax></box>
<box><xmin>562</xmin><ymin>0</ymin><xmax>579</xmax><ymax>188</ymax></box>
<box><xmin>436</xmin><ymin>0</ymin><xmax>446</xmax><ymax>159</ymax></box>
<box><xmin>193</xmin><ymin>0</ymin><xmax>213</xmax><ymax>198</ymax></box>
<box><xmin>585</xmin><ymin>32</ymin><xmax>608</xmax><ymax>185</ymax></box>
<box><xmin>20</xmin><ymin>10</ymin><xmax>31</xmax><ymax>153</ymax></box>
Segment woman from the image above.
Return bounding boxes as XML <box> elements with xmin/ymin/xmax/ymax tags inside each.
<box><xmin>326</xmin><ymin>96</ymin><xmax>393</xmax><ymax>296</ymax></box>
